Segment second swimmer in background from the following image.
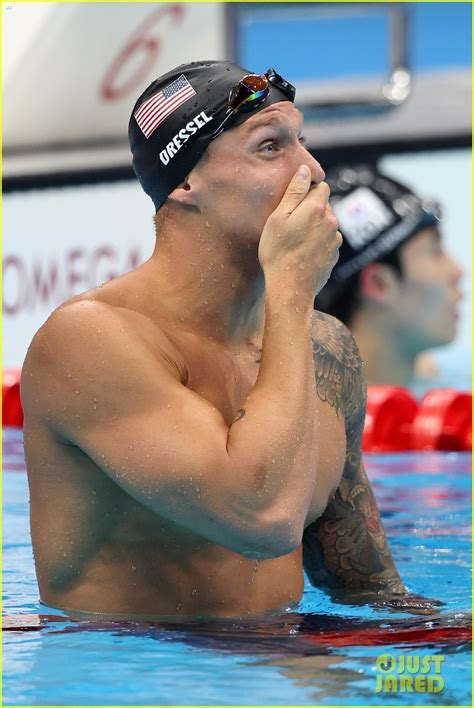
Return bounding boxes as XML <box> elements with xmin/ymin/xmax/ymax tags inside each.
<box><xmin>316</xmin><ymin>165</ymin><xmax>463</xmax><ymax>389</ymax></box>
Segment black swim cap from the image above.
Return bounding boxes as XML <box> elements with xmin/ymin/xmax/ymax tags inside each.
<box><xmin>129</xmin><ymin>60</ymin><xmax>294</xmax><ymax>211</ymax></box>
<box><xmin>326</xmin><ymin>164</ymin><xmax>441</xmax><ymax>282</ymax></box>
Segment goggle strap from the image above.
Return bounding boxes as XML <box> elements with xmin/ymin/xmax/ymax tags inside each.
<box><xmin>210</xmin><ymin>108</ymin><xmax>235</xmax><ymax>140</ymax></box>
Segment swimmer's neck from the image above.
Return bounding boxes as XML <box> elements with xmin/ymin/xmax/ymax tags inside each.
<box><xmin>141</xmin><ymin>229</ymin><xmax>266</xmax><ymax>345</ymax></box>
<box><xmin>350</xmin><ymin>308</ymin><xmax>417</xmax><ymax>387</ymax></box>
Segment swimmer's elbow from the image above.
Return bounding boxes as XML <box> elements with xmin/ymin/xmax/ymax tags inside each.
<box><xmin>238</xmin><ymin>513</ymin><xmax>303</xmax><ymax>560</ymax></box>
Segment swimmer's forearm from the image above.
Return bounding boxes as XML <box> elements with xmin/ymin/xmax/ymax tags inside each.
<box><xmin>303</xmin><ymin>460</ymin><xmax>406</xmax><ymax>595</ymax></box>
<box><xmin>225</xmin><ymin>288</ymin><xmax>320</xmax><ymax>534</ymax></box>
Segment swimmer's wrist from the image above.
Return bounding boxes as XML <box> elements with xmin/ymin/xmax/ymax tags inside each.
<box><xmin>264</xmin><ymin>277</ymin><xmax>315</xmax><ymax>313</ymax></box>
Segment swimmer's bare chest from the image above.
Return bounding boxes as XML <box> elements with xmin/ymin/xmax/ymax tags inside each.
<box><xmin>26</xmin><ymin>293</ymin><xmax>345</xmax><ymax>617</ymax></box>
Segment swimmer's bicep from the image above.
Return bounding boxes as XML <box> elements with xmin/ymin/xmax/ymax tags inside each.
<box><xmin>76</xmin><ymin>391</ymin><xmax>268</xmax><ymax>553</ymax></box>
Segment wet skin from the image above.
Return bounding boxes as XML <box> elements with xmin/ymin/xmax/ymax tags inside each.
<box><xmin>22</xmin><ymin>283</ymin><xmax>346</xmax><ymax>618</ymax></box>
<box><xmin>21</xmin><ymin>102</ymin><xmax>425</xmax><ymax>619</ymax></box>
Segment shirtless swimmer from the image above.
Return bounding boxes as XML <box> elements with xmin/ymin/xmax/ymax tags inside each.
<box><xmin>21</xmin><ymin>61</ymin><xmax>439</xmax><ymax>619</ymax></box>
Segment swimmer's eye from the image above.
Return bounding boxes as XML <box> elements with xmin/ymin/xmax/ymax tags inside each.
<box><xmin>259</xmin><ymin>140</ymin><xmax>279</xmax><ymax>154</ymax></box>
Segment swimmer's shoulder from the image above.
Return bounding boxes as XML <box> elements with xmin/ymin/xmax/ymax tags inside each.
<box><xmin>311</xmin><ymin>309</ymin><xmax>361</xmax><ymax>367</ymax></box>
<box><xmin>22</xmin><ymin>299</ymin><xmax>187</xmax><ymax>419</ymax></box>
<box><xmin>311</xmin><ymin>309</ymin><xmax>366</xmax><ymax>423</ymax></box>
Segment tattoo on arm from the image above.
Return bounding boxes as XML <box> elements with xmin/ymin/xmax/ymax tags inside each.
<box><xmin>310</xmin><ymin>311</ymin><xmax>363</xmax><ymax>421</ymax></box>
<box><xmin>303</xmin><ymin>311</ymin><xmax>405</xmax><ymax>596</ymax></box>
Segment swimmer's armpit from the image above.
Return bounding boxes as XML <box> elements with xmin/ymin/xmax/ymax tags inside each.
<box><xmin>303</xmin><ymin>313</ymin><xmax>406</xmax><ymax>598</ymax></box>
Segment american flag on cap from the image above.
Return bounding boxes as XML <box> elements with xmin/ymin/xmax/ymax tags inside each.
<box><xmin>134</xmin><ymin>74</ymin><xmax>196</xmax><ymax>139</ymax></box>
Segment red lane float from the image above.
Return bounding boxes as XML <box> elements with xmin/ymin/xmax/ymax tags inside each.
<box><xmin>363</xmin><ymin>386</ymin><xmax>419</xmax><ymax>453</ymax></box>
<box><xmin>363</xmin><ymin>386</ymin><xmax>472</xmax><ymax>453</ymax></box>
<box><xmin>3</xmin><ymin>613</ymin><xmax>471</xmax><ymax>649</ymax></box>
<box><xmin>2</xmin><ymin>367</ymin><xmax>23</xmax><ymax>428</ymax></box>
<box><xmin>2</xmin><ymin>370</ymin><xmax>472</xmax><ymax>452</ymax></box>
<box><xmin>411</xmin><ymin>389</ymin><xmax>472</xmax><ymax>452</ymax></box>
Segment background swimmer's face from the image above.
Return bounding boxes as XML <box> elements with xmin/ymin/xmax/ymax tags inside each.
<box><xmin>390</xmin><ymin>227</ymin><xmax>463</xmax><ymax>351</ymax></box>
<box><xmin>193</xmin><ymin>101</ymin><xmax>325</xmax><ymax>243</ymax></box>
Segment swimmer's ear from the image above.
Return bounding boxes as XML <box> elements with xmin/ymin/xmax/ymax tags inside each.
<box><xmin>359</xmin><ymin>263</ymin><xmax>399</xmax><ymax>304</ymax></box>
<box><xmin>168</xmin><ymin>173</ymin><xmax>202</xmax><ymax>209</ymax></box>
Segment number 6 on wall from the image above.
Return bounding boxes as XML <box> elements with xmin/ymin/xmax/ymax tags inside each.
<box><xmin>100</xmin><ymin>4</ymin><xmax>185</xmax><ymax>102</ymax></box>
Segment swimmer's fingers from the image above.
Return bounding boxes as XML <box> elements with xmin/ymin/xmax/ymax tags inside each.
<box><xmin>377</xmin><ymin>593</ymin><xmax>445</xmax><ymax>616</ymax></box>
<box><xmin>274</xmin><ymin>165</ymin><xmax>329</xmax><ymax>218</ymax></box>
<box><xmin>334</xmin><ymin>590</ymin><xmax>445</xmax><ymax>615</ymax></box>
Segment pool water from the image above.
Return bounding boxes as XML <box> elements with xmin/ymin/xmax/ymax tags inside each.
<box><xmin>2</xmin><ymin>427</ymin><xmax>472</xmax><ymax>706</ymax></box>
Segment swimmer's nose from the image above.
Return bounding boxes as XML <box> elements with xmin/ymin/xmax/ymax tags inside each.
<box><xmin>308</xmin><ymin>155</ymin><xmax>325</xmax><ymax>185</ymax></box>
<box><xmin>298</xmin><ymin>141</ymin><xmax>325</xmax><ymax>185</ymax></box>
<box><xmin>451</xmin><ymin>257</ymin><xmax>464</xmax><ymax>285</ymax></box>
<box><xmin>445</xmin><ymin>252</ymin><xmax>464</xmax><ymax>288</ymax></box>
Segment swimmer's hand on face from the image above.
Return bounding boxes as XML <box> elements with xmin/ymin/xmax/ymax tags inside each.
<box><xmin>258</xmin><ymin>164</ymin><xmax>342</xmax><ymax>298</ymax></box>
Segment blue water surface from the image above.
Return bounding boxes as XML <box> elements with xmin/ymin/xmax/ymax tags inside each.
<box><xmin>2</xmin><ymin>428</ymin><xmax>471</xmax><ymax>706</ymax></box>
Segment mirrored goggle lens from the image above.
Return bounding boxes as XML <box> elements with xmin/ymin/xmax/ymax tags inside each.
<box><xmin>229</xmin><ymin>75</ymin><xmax>269</xmax><ymax>112</ymax></box>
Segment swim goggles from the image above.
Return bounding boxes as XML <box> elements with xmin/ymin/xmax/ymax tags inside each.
<box><xmin>211</xmin><ymin>67</ymin><xmax>296</xmax><ymax>139</ymax></box>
